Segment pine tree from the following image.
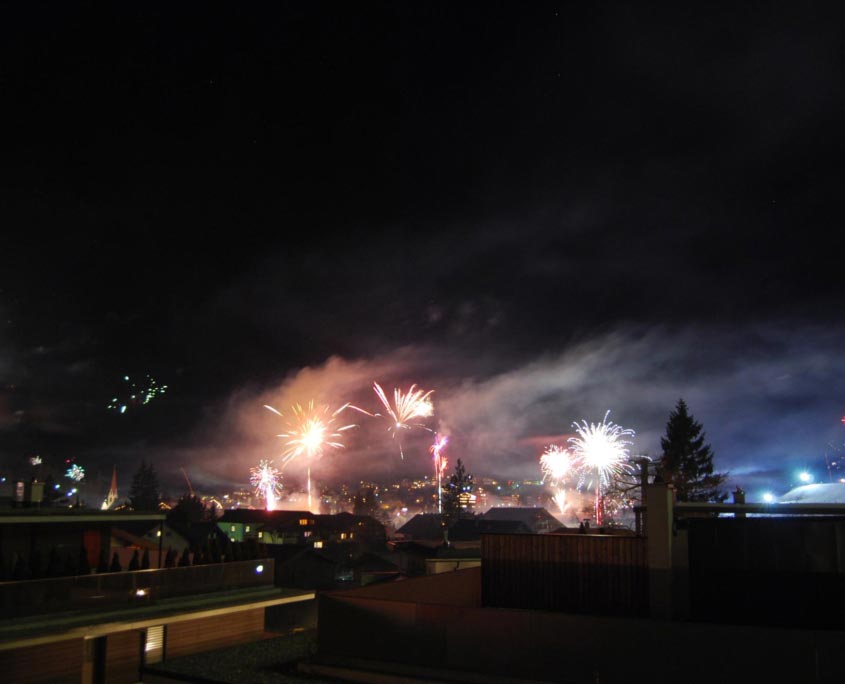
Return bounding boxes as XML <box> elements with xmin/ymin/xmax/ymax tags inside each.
<box><xmin>128</xmin><ymin>461</ymin><xmax>161</xmax><ymax>511</ymax></box>
<box><xmin>658</xmin><ymin>399</ymin><xmax>727</xmax><ymax>502</ymax></box>
<box><xmin>441</xmin><ymin>458</ymin><xmax>474</xmax><ymax>529</ymax></box>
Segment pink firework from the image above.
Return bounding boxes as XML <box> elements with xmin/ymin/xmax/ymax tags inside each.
<box><xmin>430</xmin><ymin>433</ymin><xmax>449</xmax><ymax>513</ymax></box>
<box><xmin>353</xmin><ymin>382</ymin><xmax>434</xmax><ymax>459</ymax></box>
<box><xmin>250</xmin><ymin>460</ymin><xmax>282</xmax><ymax>511</ymax></box>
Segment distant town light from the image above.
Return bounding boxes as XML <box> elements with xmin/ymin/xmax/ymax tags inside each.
<box><xmin>136</xmin><ymin>588</ymin><xmax>148</xmax><ymax>597</ymax></box>
<box><xmin>762</xmin><ymin>492</ymin><xmax>775</xmax><ymax>503</ymax></box>
<box><xmin>798</xmin><ymin>471</ymin><xmax>813</xmax><ymax>483</ymax></box>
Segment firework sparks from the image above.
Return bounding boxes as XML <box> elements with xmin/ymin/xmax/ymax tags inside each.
<box><xmin>264</xmin><ymin>401</ymin><xmax>356</xmax><ymax>511</ymax></box>
<box><xmin>539</xmin><ymin>445</ymin><xmax>577</xmax><ymax>517</ymax></box>
<box><xmin>568</xmin><ymin>411</ymin><xmax>635</xmax><ymax>526</ymax></box>
<box><xmin>539</xmin><ymin>445</ymin><xmax>576</xmax><ymax>485</ymax></box>
<box><xmin>552</xmin><ymin>489</ymin><xmax>568</xmax><ymax>517</ymax></box>
<box><xmin>108</xmin><ymin>374</ymin><xmax>168</xmax><ymax>414</ymax></box>
<box><xmin>353</xmin><ymin>382</ymin><xmax>434</xmax><ymax>459</ymax></box>
<box><xmin>250</xmin><ymin>460</ymin><xmax>282</xmax><ymax>511</ymax></box>
<box><xmin>430</xmin><ymin>433</ymin><xmax>449</xmax><ymax>513</ymax></box>
<box><xmin>66</xmin><ymin>464</ymin><xmax>85</xmax><ymax>482</ymax></box>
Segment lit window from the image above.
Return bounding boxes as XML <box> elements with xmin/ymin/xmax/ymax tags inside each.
<box><xmin>299</xmin><ymin>519</ymin><xmax>308</xmax><ymax>526</ymax></box>
<box><xmin>230</xmin><ymin>525</ymin><xmax>236</xmax><ymax>532</ymax></box>
<box><xmin>258</xmin><ymin>531</ymin><xmax>263</xmax><ymax>539</ymax></box>
<box><xmin>314</xmin><ymin>541</ymin><xmax>323</xmax><ymax>549</ymax></box>
<box><xmin>304</xmin><ymin>531</ymin><xmax>312</xmax><ymax>538</ymax></box>
<box><xmin>145</xmin><ymin>625</ymin><xmax>164</xmax><ymax>664</ymax></box>
<box><xmin>340</xmin><ymin>533</ymin><xmax>347</xmax><ymax>540</ymax></box>
<box><xmin>349</xmin><ymin>533</ymin><xmax>354</xmax><ymax>539</ymax></box>
<box><xmin>245</xmin><ymin>525</ymin><xmax>250</xmax><ymax>533</ymax></box>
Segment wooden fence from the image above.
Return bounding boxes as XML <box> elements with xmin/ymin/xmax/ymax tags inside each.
<box><xmin>482</xmin><ymin>533</ymin><xmax>648</xmax><ymax>616</ymax></box>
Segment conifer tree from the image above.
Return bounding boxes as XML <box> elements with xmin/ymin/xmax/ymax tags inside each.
<box><xmin>441</xmin><ymin>458</ymin><xmax>474</xmax><ymax>528</ymax></box>
<box><xmin>658</xmin><ymin>399</ymin><xmax>727</xmax><ymax>502</ymax></box>
<box><xmin>129</xmin><ymin>461</ymin><xmax>161</xmax><ymax>510</ymax></box>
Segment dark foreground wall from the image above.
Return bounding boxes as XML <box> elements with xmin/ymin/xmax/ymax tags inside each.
<box><xmin>317</xmin><ymin>568</ymin><xmax>845</xmax><ymax>684</ymax></box>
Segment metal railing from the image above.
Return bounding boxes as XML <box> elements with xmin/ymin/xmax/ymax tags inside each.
<box><xmin>0</xmin><ymin>559</ymin><xmax>274</xmax><ymax>618</ymax></box>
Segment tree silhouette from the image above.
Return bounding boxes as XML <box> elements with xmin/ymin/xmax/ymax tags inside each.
<box><xmin>110</xmin><ymin>551</ymin><xmax>122</xmax><ymax>572</ymax></box>
<box><xmin>128</xmin><ymin>549</ymin><xmax>140</xmax><ymax>571</ymax></box>
<box><xmin>129</xmin><ymin>461</ymin><xmax>161</xmax><ymax>511</ymax></box>
<box><xmin>441</xmin><ymin>458</ymin><xmax>474</xmax><ymax>533</ymax></box>
<box><xmin>658</xmin><ymin>399</ymin><xmax>727</xmax><ymax>502</ymax></box>
<box><xmin>168</xmin><ymin>494</ymin><xmax>207</xmax><ymax>528</ymax></box>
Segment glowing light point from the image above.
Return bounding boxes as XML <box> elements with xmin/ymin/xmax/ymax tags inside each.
<box><xmin>762</xmin><ymin>492</ymin><xmax>775</xmax><ymax>503</ymax></box>
<box><xmin>798</xmin><ymin>471</ymin><xmax>813</xmax><ymax>483</ymax></box>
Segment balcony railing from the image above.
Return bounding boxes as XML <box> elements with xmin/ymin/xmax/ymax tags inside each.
<box><xmin>0</xmin><ymin>559</ymin><xmax>274</xmax><ymax>618</ymax></box>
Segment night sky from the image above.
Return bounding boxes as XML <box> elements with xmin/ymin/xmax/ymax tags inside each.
<box><xmin>3</xmin><ymin>3</ymin><xmax>845</xmax><ymax>500</ymax></box>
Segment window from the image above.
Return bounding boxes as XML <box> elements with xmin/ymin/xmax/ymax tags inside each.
<box><xmin>230</xmin><ymin>525</ymin><xmax>236</xmax><ymax>532</ymax></box>
<box><xmin>245</xmin><ymin>525</ymin><xmax>250</xmax><ymax>533</ymax></box>
<box><xmin>340</xmin><ymin>533</ymin><xmax>347</xmax><ymax>540</ymax></box>
<box><xmin>304</xmin><ymin>531</ymin><xmax>312</xmax><ymax>538</ymax></box>
<box><xmin>314</xmin><ymin>541</ymin><xmax>323</xmax><ymax>549</ymax></box>
<box><xmin>145</xmin><ymin>625</ymin><xmax>165</xmax><ymax>665</ymax></box>
<box><xmin>258</xmin><ymin>531</ymin><xmax>263</xmax><ymax>539</ymax></box>
<box><xmin>299</xmin><ymin>519</ymin><xmax>309</xmax><ymax>526</ymax></box>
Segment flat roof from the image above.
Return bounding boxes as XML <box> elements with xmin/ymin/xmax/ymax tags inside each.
<box><xmin>0</xmin><ymin>586</ymin><xmax>314</xmax><ymax>650</ymax></box>
<box><xmin>0</xmin><ymin>511</ymin><xmax>166</xmax><ymax>524</ymax></box>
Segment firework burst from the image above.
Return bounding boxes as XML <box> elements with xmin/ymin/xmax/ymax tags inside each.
<box><xmin>568</xmin><ymin>411</ymin><xmax>635</xmax><ymax>526</ymax></box>
<box><xmin>66</xmin><ymin>464</ymin><xmax>85</xmax><ymax>482</ymax></box>
<box><xmin>264</xmin><ymin>401</ymin><xmax>356</xmax><ymax>510</ymax></box>
<box><xmin>352</xmin><ymin>382</ymin><xmax>434</xmax><ymax>459</ymax></box>
<box><xmin>250</xmin><ymin>460</ymin><xmax>282</xmax><ymax>511</ymax></box>
<box><xmin>539</xmin><ymin>445</ymin><xmax>577</xmax><ymax>485</ymax></box>
<box><xmin>430</xmin><ymin>433</ymin><xmax>449</xmax><ymax>513</ymax></box>
<box><xmin>539</xmin><ymin>444</ymin><xmax>577</xmax><ymax>517</ymax></box>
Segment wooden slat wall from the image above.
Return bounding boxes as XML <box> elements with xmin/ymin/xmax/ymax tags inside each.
<box><xmin>482</xmin><ymin>533</ymin><xmax>648</xmax><ymax>616</ymax></box>
<box><xmin>105</xmin><ymin>629</ymin><xmax>142</xmax><ymax>684</ymax></box>
<box><xmin>165</xmin><ymin>608</ymin><xmax>264</xmax><ymax>659</ymax></box>
<box><xmin>5</xmin><ymin>638</ymin><xmax>83</xmax><ymax>684</ymax></box>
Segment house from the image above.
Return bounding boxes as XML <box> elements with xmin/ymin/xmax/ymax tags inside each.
<box><xmin>480</xmin><ymin>506</ymin><xmax>563</xmax><ymax>533</ymax></box>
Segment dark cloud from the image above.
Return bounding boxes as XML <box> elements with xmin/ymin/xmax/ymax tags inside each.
<box><xmin>1</xmin><ymin>4</ymin><xmax>844</xmax><ymax>502</ymax></box>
